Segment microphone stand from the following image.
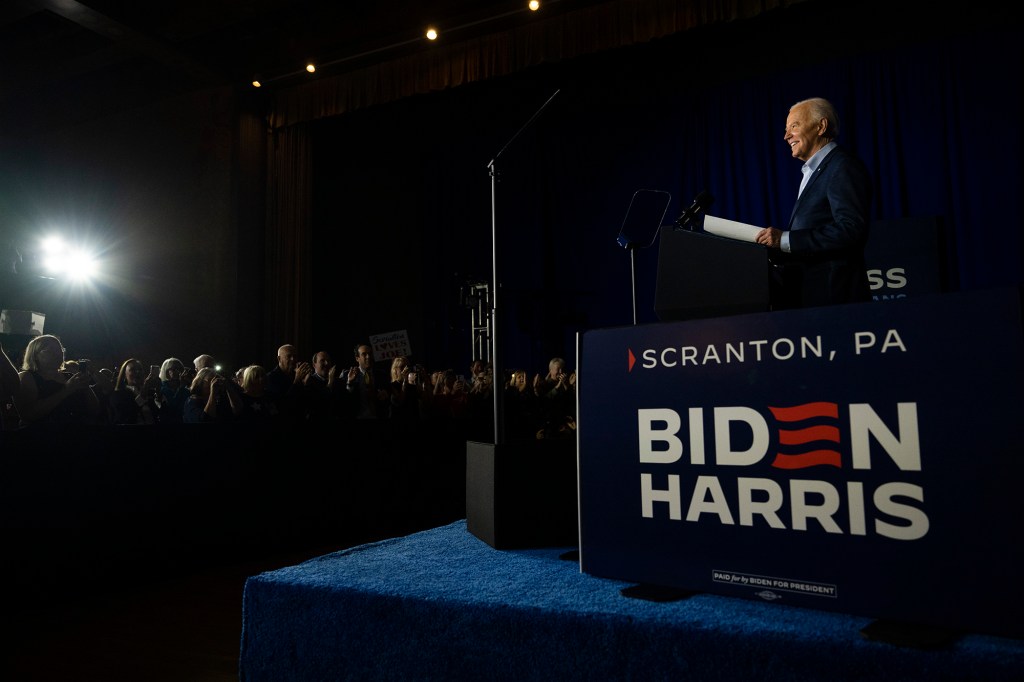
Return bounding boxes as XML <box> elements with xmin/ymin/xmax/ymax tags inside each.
<box><xmin>487</xmin><ymin>89</ymin><xmax>560</xmax><ymax>446</ymax></box>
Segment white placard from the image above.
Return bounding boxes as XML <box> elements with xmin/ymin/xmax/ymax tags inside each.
<box><xmin>703</xmin><ymin>214</ymin><xmax>763</xmax><ymax>243</ymax></box>
<box><xmin>369</xmin><ymin>329</ymin><xmax>412</xmax><ymax>361</ymax></box>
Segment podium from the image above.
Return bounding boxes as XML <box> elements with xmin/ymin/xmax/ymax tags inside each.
<box><xmin>654</xmin><ymin>228</ymin><xmax>769</xmax><ymax>321</ymax></box>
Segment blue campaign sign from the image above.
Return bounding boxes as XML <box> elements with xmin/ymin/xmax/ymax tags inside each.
<box><xmin>577</xmin><ymin>287</ymin><xmax>1024</xmax><ymax>639</ymax></box>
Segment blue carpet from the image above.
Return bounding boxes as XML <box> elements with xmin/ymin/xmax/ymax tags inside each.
<box><xmin>240</xmin><ymin>520</ymin><xmax>1024</xmax><ymax>681</ymax></box>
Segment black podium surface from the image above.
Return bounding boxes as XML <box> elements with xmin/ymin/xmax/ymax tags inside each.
<box><xmin>654</xmin><ymin>228</ymin><xmax>769</xmax><ymax>321</ymax></box>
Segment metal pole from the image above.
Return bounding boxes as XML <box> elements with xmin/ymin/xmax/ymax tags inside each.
<box><xmin>488</xmin><ymin>160</ymin><xmax>504</xmax><ymax>445</ymax></box>
<box><xmin>486</xmin><ymin>89</ymin><xmax>561</xmax><ymax>446</ymax></box>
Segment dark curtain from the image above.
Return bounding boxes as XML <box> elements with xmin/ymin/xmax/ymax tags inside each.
<box><xmin>266</xmin><ymin>0</ymin><xmax>811</xmax><ymax>131</ymax></box>
<box><xmin>235</xmin><ymin>104</ymin><xmax>269</xmax><ymax>365</ymax></box>
<box><xmin>265</xmin><ymin>125</ymin><xmax>313</xmax><ymax>355</ymax></box>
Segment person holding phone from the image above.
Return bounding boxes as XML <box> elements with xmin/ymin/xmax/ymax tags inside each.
<box><xmin>183</xmin><ymin>367</ymin><xmax>244</xmax><ymax>423</ymax></box>
<box><xmin>109</xmin><ymin>357</ymin><xmax>161</xmax><ymax>424</ymax></box>
<box><xmin>424</xmin><ymin>368</ymin><xmax>469</xmax><ymax>421</ymax></box>
<box><xmin>13</xmin><ymin>334</ymin><xmax>102</xmax><ymax>426</ymax></box>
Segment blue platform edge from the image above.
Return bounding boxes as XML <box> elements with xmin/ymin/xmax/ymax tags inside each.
<box><xmin>240</xmin><ymin>520</ymin><xmax>1024</xmax><ymax>681</ymax></box>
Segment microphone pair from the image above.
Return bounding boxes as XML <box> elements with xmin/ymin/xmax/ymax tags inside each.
<box><xmin>674</xmin><ymin>190</ymin><xmax>714</xmax><ymax>228</ymax></box>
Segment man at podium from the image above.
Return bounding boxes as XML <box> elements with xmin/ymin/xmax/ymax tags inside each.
<box><xmin>755</xmin><ymin>97</ymin><xmax>872</xmax><ymax>309</ymax></box>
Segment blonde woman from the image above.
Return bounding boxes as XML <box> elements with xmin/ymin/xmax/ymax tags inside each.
<box><xmin>388</xmin><ymin>355</ymin><xmax>421</xmax><ymax>421</ymax></box>
<box><xmin>389</xmin><ymin>355</ymin><xmax>409</xmax><ymax>384</ymax></box>
<box><xmin>14</xmin><ymin>334</ymin><xmax>102</xmax><ymax>425</ymax></box>
<box><xmin>240</xmin><ymin>364</ymin><xmax>279</xmax><ymax>422</ymax></box>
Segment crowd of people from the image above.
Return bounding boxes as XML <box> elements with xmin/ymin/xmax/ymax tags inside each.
<box><xmin>0</xmin><ymin>335</ymin><xmax>577</xmax><ymax>441</ymax></box>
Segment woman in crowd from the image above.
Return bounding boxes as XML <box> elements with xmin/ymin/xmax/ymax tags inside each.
<box><xmin>239</xmin><ymin>364</ymin><xmax>279</xmax><ymax>422</ymax></box>
<box><xmin>109</xmin><ymin>357</ymin><xmax>161</xmax><ymax>424</ymax></box>
<box><xmin>14</xmin><ymin>334</ymin><xmax>103</xmax><ymax>426</ymax></box>
<box><xmin>156</xmin><ymin>357</ymin><xmax>190</xmax><ymax>423</ymax></box>
<box><xmin>388</xmin><ymin>355</ymin><xmax>421</xmax><ymax>421</ymax></box>
<box><xmin>389</xmin><ymin>356</ymin><xmax>409</xmax><ymax>384</ymax></box>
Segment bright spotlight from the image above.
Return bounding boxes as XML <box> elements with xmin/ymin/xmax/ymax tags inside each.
<box><xmin>41</xmin><ymin>235</ymin><xmax>66</xmax><ymax>255</ymax></box>
<box><xmin>426</xmin><ymin>28</ymin><xmax>438</xmax><ymax>41</ymax></box>
<box><xmin>529</xmin><ymin>1</ymin><xmax>540</xmax><ymax>11</ymax></box>
<box><xmin>65</xmin><ymin>249</ymin><xmax>99</xmax><ymax>281</ymax></box>
<box><xmin>38</xmin><ymin>235</ymin><xmax>99</xmax><ymax>282</ymax></box>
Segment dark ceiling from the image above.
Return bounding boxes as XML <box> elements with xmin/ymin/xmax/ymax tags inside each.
<box><xmin>0</xmin><ymin>0</ymin><xmax>591</xmax><ymax>139</ymax></box>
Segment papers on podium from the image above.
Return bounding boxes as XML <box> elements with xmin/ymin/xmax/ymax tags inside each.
<box><xmin>703</xmin><ymin>214</ymin><xmax>763</xmax><ymax>243</ymax></box>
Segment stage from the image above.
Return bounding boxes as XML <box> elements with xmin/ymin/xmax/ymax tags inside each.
<box><xmin>239</xmin><ymin>520</ymin><xmax>1024</xmax><ymax>681</ymax></box>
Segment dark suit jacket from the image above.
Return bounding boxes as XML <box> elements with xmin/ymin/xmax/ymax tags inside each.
<box><xmin>777</xmin><ymin>144</ymin><xmax>872</xmax><ymax>309</ymax></box>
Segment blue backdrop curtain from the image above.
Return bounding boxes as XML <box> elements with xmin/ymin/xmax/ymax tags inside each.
<box><xmin>303</xmin><ymin>3</ymin><xmax>1022</xmax><ymax>375</ymax></box>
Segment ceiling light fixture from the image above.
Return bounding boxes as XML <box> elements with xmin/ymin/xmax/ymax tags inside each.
<box><xmin>306</xmin><ymin>63</ymin><xmax>316</xmax><ymax>73</ymax></box>
<box><xmin>529</xmin><ymin>1</ymin><xmax>541</xmax><ymax>11</ymax></box>
<box><xmin>425</xmin><ymin>27</ymin><xmax>438</xmax><ymax>41</ymax></box>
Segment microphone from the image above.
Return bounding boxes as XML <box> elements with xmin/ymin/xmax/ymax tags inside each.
<box><xmin>674</xmin><ymin>190</ymin><xmax>714</xmax><ymax>229</ymax></box>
